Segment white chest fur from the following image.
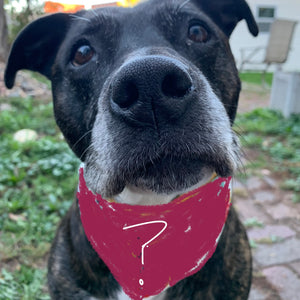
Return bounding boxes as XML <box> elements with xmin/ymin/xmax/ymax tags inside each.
<box><xmin>114</xmin><ymin>169</ymin><xmax>213</xmax><ymax>205</ymax></box>
<box><xmin>116</xmin><ymin>289</ymin><xmax>167</xmax><ymax>300</ymax></box>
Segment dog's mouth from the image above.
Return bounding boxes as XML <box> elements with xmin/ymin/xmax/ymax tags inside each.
<box><xmin>84</xmin><ymin>118</ymin><xmax>240</xmax><ymax>202</ymax></box>
<box><xmin>124</xmin><ymin>154</ymin><xmax>225</xmax><ymax>193</ymax></box>
<box><xmin>84</xmin><ymin>139</ymin><xmax>238</xmax><ymax>204</ymax></box>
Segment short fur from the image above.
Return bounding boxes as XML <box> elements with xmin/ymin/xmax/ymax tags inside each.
<box><xmin>5</xmin><ymin>0</ymin><xmax>258</xmax><ymax>299</ymax></box>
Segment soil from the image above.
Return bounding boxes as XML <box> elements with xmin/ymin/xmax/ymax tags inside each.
<box><xmin>238</xmin><ymin>82</ymin><xmax>271</xmax><ymax>113</ymax></box>
<box><xmin>0</xmin><ymin>62</ymin><xmax>51</xmax><ymax>100</ymax></box>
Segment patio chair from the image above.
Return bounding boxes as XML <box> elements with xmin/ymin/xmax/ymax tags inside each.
<box><xmin>239</xmin><ymin>19</ymin><xmax>297</xmax><ymax>75</ymax></box>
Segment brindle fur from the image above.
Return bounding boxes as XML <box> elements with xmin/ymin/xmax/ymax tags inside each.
<box><xmin>5</xmin><ymin>0</ymin><xmax>258</xmax><ymax>298</ymax></box>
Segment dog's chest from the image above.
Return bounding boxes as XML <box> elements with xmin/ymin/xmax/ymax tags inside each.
<box><xmin>116</xmin><ymin>290</ymin><xmax>167</xmax><ymax>300</ymax></box>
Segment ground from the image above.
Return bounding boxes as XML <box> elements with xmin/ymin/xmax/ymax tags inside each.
<box><xmin>237</xmin><ymin>83</ymin><xmax>300</xmax><ymax>300</ymax></box>
<box><xmin>238</xmin><ymin>83</ymin><xmax>270</xmax><ymax>113</ymax></box>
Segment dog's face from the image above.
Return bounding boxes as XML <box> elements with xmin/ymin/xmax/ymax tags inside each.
<box><xmin>5</xmin><ymin>0</ymin><xmax>258</xmax><ymax>199</ymax></box>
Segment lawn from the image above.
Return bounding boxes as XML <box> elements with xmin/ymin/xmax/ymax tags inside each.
<box><xmin>234</xmin><ymin>109</ymin><xmax>300</xmax><ymax>202</ymax></box>
<box><xmin>0</xmin><ymin>96</ymin><xmax>79</xmax><ymax>299</ymax></box>
<box><xmin>239</xmin><ymin>71</ymin><xmax>273</xmax><ymax>86</ymax></box>
<box><xmin>0</xmin><ymin>72</ymin><xmax>299</xmax><ymax>299</ymax></box>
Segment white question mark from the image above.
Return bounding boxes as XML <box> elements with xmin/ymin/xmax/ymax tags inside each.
<box><xmin>123</xmin><ymin>220</ymin><xmax>168</xmax><ymax>286</ymax></box>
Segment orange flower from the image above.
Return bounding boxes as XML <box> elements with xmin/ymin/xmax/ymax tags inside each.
<box><xmin>44</xmin><ymin>1</ymin><xmax>84</xmax><ymax>13</ymax></box>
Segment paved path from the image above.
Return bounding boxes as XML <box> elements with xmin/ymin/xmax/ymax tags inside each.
<box><xmin>233</xmin><ymin>168</ymin><xmax>300</xmax><ymax>300</ymax></box>
<box><xmin>236</xmin><ymin>84</ymin><xmax>300</xmax><ymax>299</ymax></box>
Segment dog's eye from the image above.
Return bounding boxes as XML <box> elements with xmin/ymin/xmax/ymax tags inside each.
<box><xmin>72</xmin><ymin>45</ymin><xmax>94</xmax><ymax>66</ymax></box>
<box><xmin>188</xmin><ymin>24</ymin><xmax>209</xmax><ymax>43</ymax></box>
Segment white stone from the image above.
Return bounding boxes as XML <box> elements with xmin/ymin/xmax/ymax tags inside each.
<box><xmin>13</xmin><ymin>129</ymin><xmax>38</xmax><ymax>143</ymax></box>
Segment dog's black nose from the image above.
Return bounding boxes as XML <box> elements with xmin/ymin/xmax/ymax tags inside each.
<box><xmin>110</xmin><ymin>56</ymin><xmax>193</xmax><ymax>126</ymax></box>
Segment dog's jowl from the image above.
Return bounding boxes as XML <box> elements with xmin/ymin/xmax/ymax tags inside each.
<box><xmin>5</xmin><ymin>0</ymin><xmax>258</xmax><ymax>299</ymax></box>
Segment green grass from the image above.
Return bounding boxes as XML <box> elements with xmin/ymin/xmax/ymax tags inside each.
<box><xmin>0</xmin><ymin>96</ymin><xmax>80</xmax><ymax>299</ymax></box>
<box><xmin>0</xmin><ymin>267</ymin><xmax>49</xmax><ymax>300</ymax></box>
<box><xmin>239</xmin><ymin>72</ymin><xmax>273</xmax><ymax>86</ymax></box>
<box><xmin>26</xmin><ymin>71</ymin><xmax>51</xmax><ymax>89</ymax></box>
<box><xmin>243</xmin><ymin>217</ymin><xmax>264</xmax><ymax>228</ymax></box>
<box><xmin>234</xmin><ymin>108</ymin><xmax>300</xmax><ymax>202</ymax></box>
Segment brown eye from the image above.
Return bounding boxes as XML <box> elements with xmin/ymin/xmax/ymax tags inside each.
<box><xmin>72</xmin><ymin>45</ymin><xmax>94</xmax><ymax>66</ymax></box>
<box><xmin>188</xmin><ymin>24</ymin><xmax>209</xmax><ymax>43</ymax></box>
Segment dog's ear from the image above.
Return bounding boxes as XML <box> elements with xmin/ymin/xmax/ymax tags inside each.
<box><xmin>5</xmin><ymin>13</ymin><xmax>71</xmax><ymax>89</ymax></box>
<box><xmin>194</xmin><ymin>0</ymin><xmax>258</xmax><ymax>37</ymax></box>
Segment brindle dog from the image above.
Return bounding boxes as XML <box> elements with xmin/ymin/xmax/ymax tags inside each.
<box><xmin>5</xmin><ymin>0</ymin><xmax>258</xmax><ymax>299</ymax></box>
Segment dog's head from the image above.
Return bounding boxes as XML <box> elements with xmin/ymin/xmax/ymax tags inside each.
<box><xmin>5</xmin><ymin>0</ymin><xmax>258</xmax><ymax>200</ymax></box>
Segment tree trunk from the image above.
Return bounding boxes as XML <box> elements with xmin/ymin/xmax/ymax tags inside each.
<box><xmin>0</xmin><ymin>0</ymin><xmax>9</xmax><ymax>62</ymax></box>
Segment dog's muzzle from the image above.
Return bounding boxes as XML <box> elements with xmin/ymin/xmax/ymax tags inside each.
<box><xmin>85</xmin><ymin>53</ymin><xmax>240</xmax><ymax>197</ymax></box>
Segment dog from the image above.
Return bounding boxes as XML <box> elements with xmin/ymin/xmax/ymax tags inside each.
<box><xmin>5</xmin><ymin>0</ymin><xmax>258</xmax><ymax>298</ymax></box>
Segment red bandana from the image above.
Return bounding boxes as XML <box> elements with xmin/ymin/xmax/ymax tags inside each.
<box><xmin>77</xmin><ymin>167</ymin><xmax>231</xmax><ymax>300</ymax></box>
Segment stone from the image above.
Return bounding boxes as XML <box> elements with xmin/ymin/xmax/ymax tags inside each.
<box><xmin>0</xmin><ymin>62</ymin><xmax>51</xmax><ymax>100</ymax></box>
<box><xmin>248</xmin><ymin>225</ymin><xmax>296</xmax><ymax>241</ymax></box>
<box><xmin>13</xmin><ymin>129</ymin><xmax>38</xmax><ymax>143</ymax></box>
<box><xmin>250</xmin><ymin>277</ymin><xmax>281</xmax><ymax>300</ymax></box>
<box><xmin>8</xmin><ymin>88</ymin><xmax>25</xmax><ymax>98</ymax></box>
<box><xmin>254</xmin><ymin>238</ymin><xmax>300</xmax><ymax>266</ymax></box>
<box><xmin>232</xmin><ymin>178</ymin><xmax>246</xmax><ymax>190</ymax></box>
<box><xmin>260</xmin><ymin>169</ymin><xmax>271</xmax><ymax>176</ymax></box>
<box><xmin>267</xmin><ymin>203</ymin><xmax>299</xmax><ymax>220</ymax></box>
<box><xmin>247</xmin><ymin>177</ymin><xmax>264</xmax><ymax>190</ymax></box>
<box><xmin>262</xmin><ymin>176</ymin><xmax>277</xmax><ymax>189</ymax></box>
<box><xmin>253</xmin><ymin>190</ymin><xmax>276</xmax><ymax>203</ymax></box>
<box><xmin>248</xmin><ymin>287</ymin><xmax>267</xmax><ymax>300</ymax></box>
<box><xmin>0</xmin><ymin>103</ymin><xmax>13</xmax><ymax>111</ymax></box>
<box><xmin>292</xmin><ymin>218</ymin><xmax>300</xmax><ymax>233</ymax></box>
<box><xmin>262</xmin><ymin>266</ymin><xmax>300</xmax><ymax>300</ymax></box>
<box><xmin>234</xmin><ymin>199</ymin><xmax>271</xmax><ymax>223</ymax></box>
<box><xmin>290</xmin><ymin>261</ymin><xmax>300</xmax><ymax>276</ymax></box>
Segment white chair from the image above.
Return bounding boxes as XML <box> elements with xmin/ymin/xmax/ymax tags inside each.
<box><xmin>240</xmin><ymin>19</ymin><xmax>297</xmax><ymax>75</ymax></box>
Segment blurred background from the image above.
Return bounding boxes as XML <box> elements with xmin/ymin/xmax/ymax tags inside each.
<box><xmin>0</xmin><ymin>1</ymin><xmax>299</xmax><ymax>299</ymax></box>
<box><xmin>1</xmin><ymin>0</ymin><xmax>299</xmax><ymax>71</ymax></box>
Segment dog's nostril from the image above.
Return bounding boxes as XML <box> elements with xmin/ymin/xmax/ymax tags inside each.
<box><xmin>110</xmin><ymin>57</ymin><xmax>194</xmax><ymax>123</ymax></box>
<box><xmin>113</xmin><ymin>80</ymin><xmax>139</xmax><ymax>109</ymax></box>
<box><xmin>161</xmin><ymin>72</ymin><xmax>192</xmax><ymax>98</ymax></box>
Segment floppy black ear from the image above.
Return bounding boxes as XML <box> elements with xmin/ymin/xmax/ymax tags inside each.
<box><xmin>5</xmin><ymin>13</ymin><xmax>71</xmax><ymax>89</ymax></box>
<box><xmin>195</xmin><ymin>0</ymin><xmax>258</xmax><ymax>37</ymax></box>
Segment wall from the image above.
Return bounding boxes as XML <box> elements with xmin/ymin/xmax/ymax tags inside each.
<box><xmin>230</xmin><ymin>0</ymin><xmax>300</xmax><ymax>71</ymax></box>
